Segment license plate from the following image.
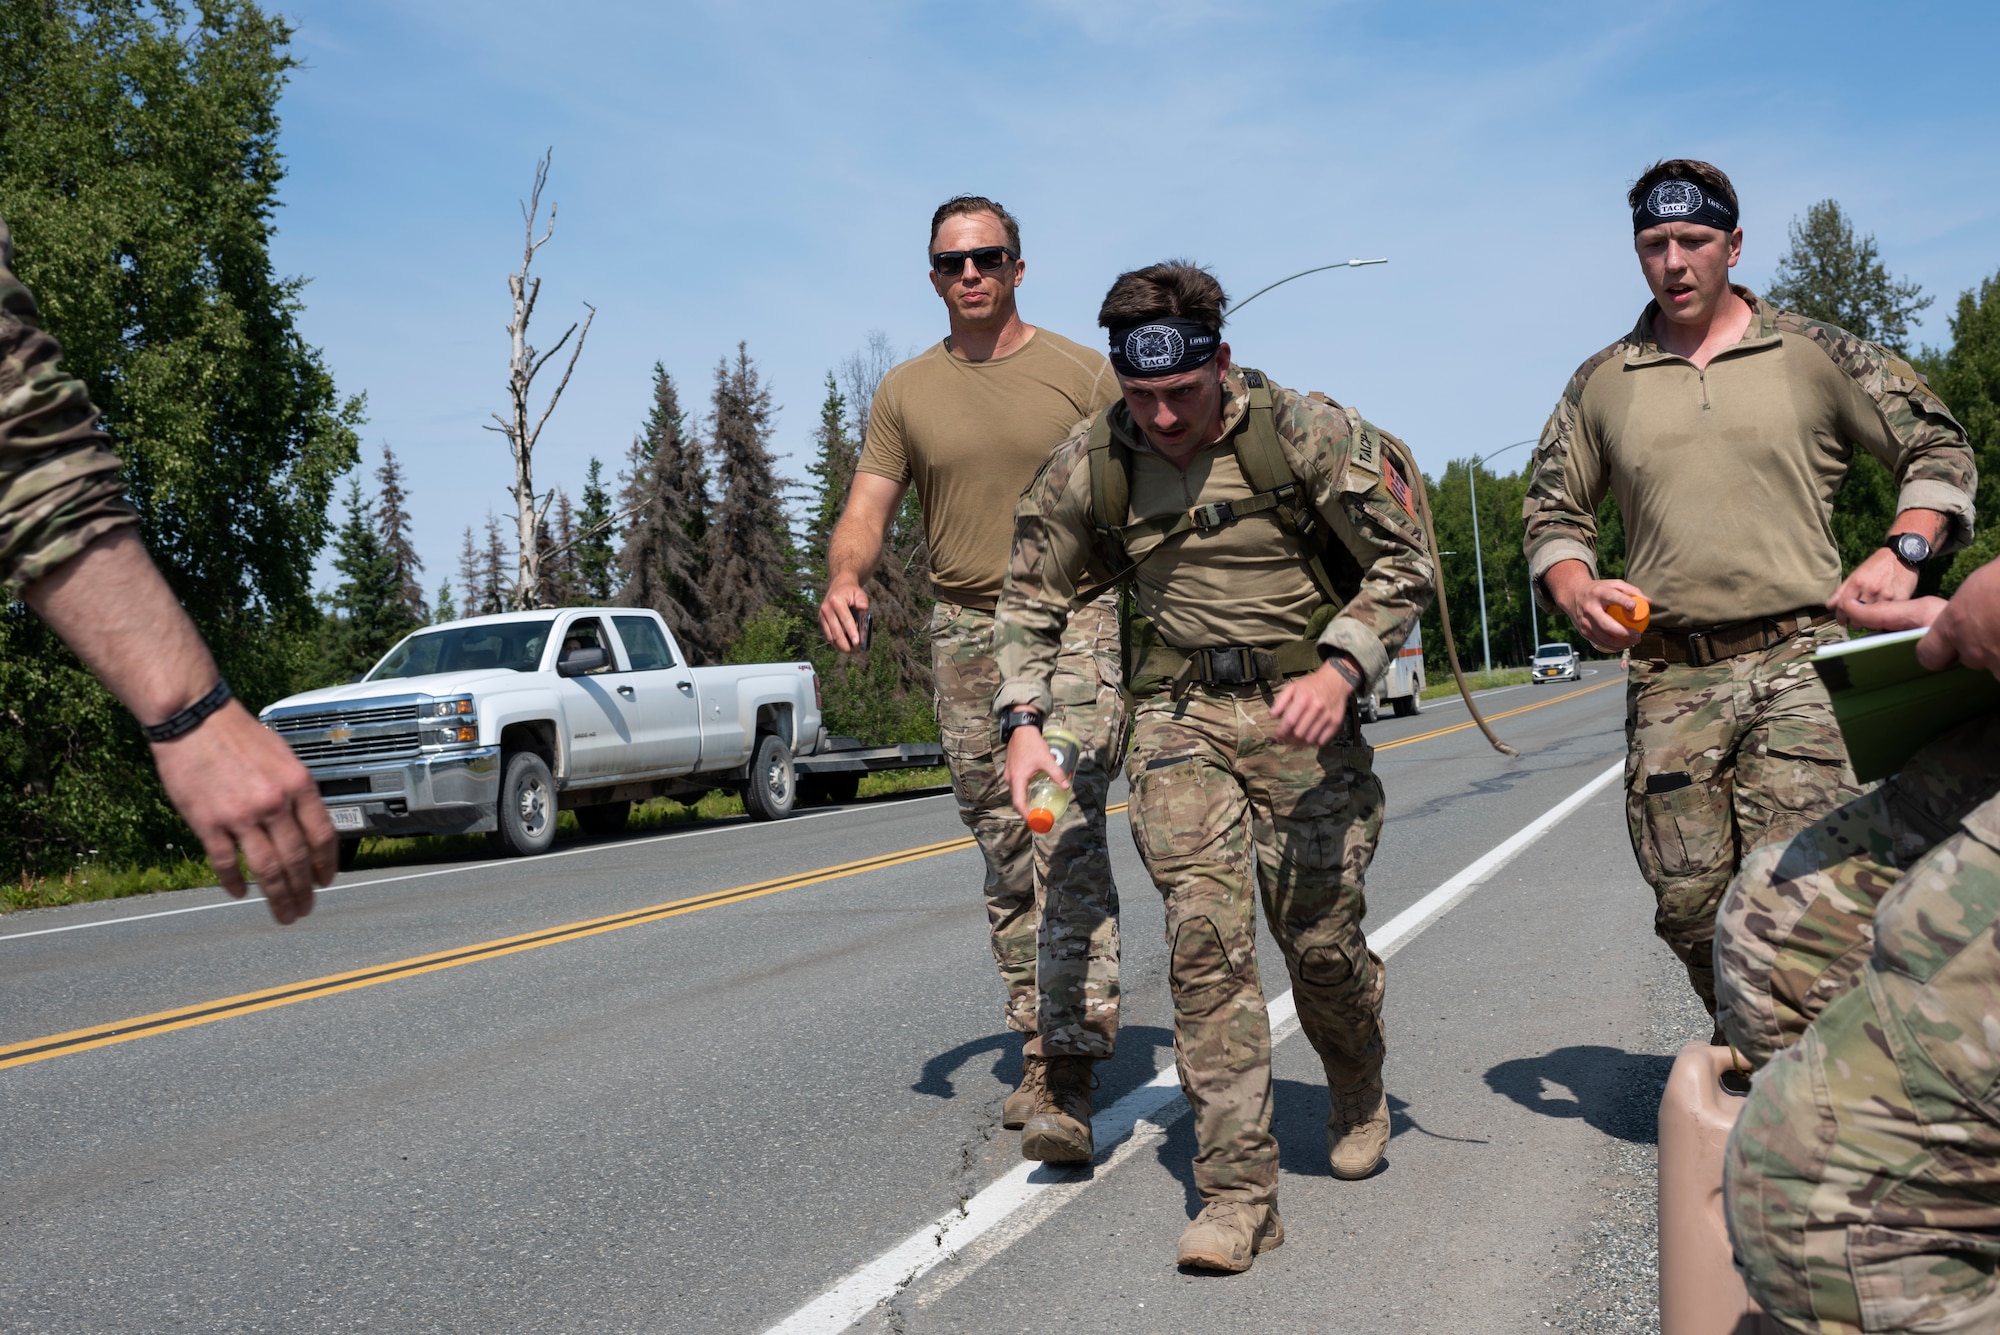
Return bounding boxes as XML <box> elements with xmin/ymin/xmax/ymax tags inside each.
<box><xmin>329</xmin><ymin>806</ymin><xmax>365</xmax><ymax>832</ymax></box>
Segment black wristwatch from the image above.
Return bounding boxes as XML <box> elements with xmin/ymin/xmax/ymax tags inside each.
<box><xmin>999</xmin><ymin>709</ymin><xmax>1043</xmax><ymax>747</ymax></box>
<box><xmin>1885</xmin><ymin>532</ymin><xmax>1933</xmax><ymax>570</ymax></box>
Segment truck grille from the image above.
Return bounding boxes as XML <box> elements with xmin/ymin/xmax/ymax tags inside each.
<box><xmin>269</xmin><ymin>703</ymin><xmax>423</xmax><ymax>767</ymax></box>
<box><xmin>269</xmin><ymin>704</ymin><xmax>421</xmax><ymax>732</ymax></box>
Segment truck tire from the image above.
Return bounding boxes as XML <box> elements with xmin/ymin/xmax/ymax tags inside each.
<box><xmin>1392</xmin><ymin>693</ymin><xmax>1421</xmax><ymax>718</ymax></box>
<box><xmin>742</xmin><ymin>732</ymin><xmax>796</xmax><ymax>821</ymax></box>
<box><xmin>576</xmin><ymin>799</ymin><xmax>631</xmax><ymax>837</ymax></box>
<box><xmin>1357</xmin><ymin>695</ymin><xmax>1379</xmax><ymax>725</ymax></box>
<box><xmin>495</xmin><ymin>750</ymin><xmax>557</xmax><ymax>856</ymax></box>
<box><xmin>337</xmin><ymin>837</ymin><xmax>361</xmax><ymax>871</ymax></box>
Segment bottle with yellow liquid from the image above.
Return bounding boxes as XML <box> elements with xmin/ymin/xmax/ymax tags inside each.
<box><xmin>1025</xmin><ymin>726</ymin><xmax>1081</xmax><ymax>834</ymax></box>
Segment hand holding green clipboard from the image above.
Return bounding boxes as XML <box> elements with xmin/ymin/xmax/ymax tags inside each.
<box><xmin>1813</xmin><ymin>627</ymin><xmax>2000</xmax><ymax>783</ymax></box>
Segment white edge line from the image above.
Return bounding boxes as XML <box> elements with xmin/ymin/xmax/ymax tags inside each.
<box><xmin>0</xmin><ymin>792</ymin><xmax>958</xmax><ymax>945</ymax></box>
<box><xmin>759</xmin><ymin>758</ymin><xmax>1625</xmax><ymax>1335</ymax></box>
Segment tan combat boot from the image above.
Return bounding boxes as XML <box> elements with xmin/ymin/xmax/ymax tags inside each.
<box><xmin>1326</xmin><ymin>1039</ymin><xmax>1389</xmax><ymax>1180</ymax></box>
<box><xmin>1002</xmin><ymin>1052</ymin><xmax>1046</xmax><ymax>1131</ymax></box>
<box><xmin>1176</xmin><ymin>1201</ymin><xmax>1284</xmax><ymax>1273</ymax></box>
<box><xmin>1019</xmin><ymin>1055</ymin><xmax>1095</xmax><ymax>1163</ymax></box>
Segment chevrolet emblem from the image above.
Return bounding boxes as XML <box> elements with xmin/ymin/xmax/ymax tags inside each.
<box><xmin>326</xmin><ymin>726</ymin><xmax>353</xmax><ymax>744</ymax></box>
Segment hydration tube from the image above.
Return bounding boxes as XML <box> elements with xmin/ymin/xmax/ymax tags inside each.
<box><xmin>1397</xmin><ymin>445</ymin><xmax>1518</xmax><ymax>758</ymax></box>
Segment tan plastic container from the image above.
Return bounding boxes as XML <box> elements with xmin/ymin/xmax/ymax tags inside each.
<box><xmin>1658</xmin><ymin>1040</ymin><xmax>1769</xmax><ymax>1335</ymax></box>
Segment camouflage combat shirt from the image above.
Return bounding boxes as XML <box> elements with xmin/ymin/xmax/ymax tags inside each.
<box><xmin>1523</xmin><ymin>287</ymin><xmax>1976</xmax><ymax>630</ymax></box>
<box><xmin>993</xmin><ymin>366</ymin><xmax>1434</xmax><ymax>716</ymax></box>
<box><xmin>0</xmin><ymin>216</ymin><xmax>137</xmax><ymax>593</ymax></box>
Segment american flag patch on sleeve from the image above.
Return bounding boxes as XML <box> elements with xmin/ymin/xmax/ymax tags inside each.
<box><xmin>1384</xmin><ymin>457</ymin><xmax>1416</xmax><ymax>518</ymax></box>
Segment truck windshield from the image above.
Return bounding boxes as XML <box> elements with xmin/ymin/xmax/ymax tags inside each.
<box><xmin>367</xmin><ymin>619</ymin><xmax>558</xmax><ymax>680</ymax></box>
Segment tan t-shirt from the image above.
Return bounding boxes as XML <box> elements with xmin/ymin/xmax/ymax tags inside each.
<box><xmin>857</xmin><ymin>329</ymin><xmax>1117</xmax><ymax>608</ymax></box>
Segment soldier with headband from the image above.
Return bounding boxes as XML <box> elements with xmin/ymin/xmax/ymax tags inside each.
<box><xmin>818</xmin><ymin>195</ymin><xmax>1125</xmax><ymax>1163</ymax></box>
<box><xmin>994</xmin><ymin>261</ymin><xmax>1432</xmax><ymax>1271</ymax></box>
<box><xmin>1522</xmin><ymin>159</ymin><xmax>1976</xmax><ymax>1032</ymax></box>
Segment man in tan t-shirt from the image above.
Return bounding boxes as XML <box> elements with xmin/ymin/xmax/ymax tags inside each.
<box><xmin>1522</xmin><ymin>158</ymin><xmax>1977</xmax><ymax>1031</ymax></box>
<box><xmin>818</xmin><ymin>195</ymin><xmax>1124</xmax><ymax>1164</ymax></box>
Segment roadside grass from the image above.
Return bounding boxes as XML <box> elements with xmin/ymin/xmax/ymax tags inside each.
<box><xmin>3</xmin><ymin>766</ymin><xmax>955</xmax><ymax>912</ymax></box>
<box><xmin>1421</xmin><ymin>667</ymin><xmax>1533</xmax><ymax>698</ymax></box>
<box><xmin>5</xmin><ymin>857</ymin><xmax>221</xmax><ymax>914</ymax></box>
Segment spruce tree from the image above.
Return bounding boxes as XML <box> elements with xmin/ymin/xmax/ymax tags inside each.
<box><xmin>374</xmin><ymin>444</ymin><xmax>427</xmax><ymax>621</ymax></box>
<box><xmin>457</xmin><ymin>526</ymin><xmax>482</xmax><ymax>617</ymax></box>
<box><xmin>434</xmin><ymin>580</ymin><xmax>458</xmax><ymax>624</ymax></box>
<box><xmin>702</xmin><ymin>343</ymin><xmax>802</xmax><ymax>656</ymax></box>
<box><xmin>480</xmin><ymin>515</ymin><xmax>511</xmax><ymax>614</ymax></box>
<box><xmin>542</xmin><ymin>489</ymin><xmax>580</xmax><ymax>606</ymax></box>
<box><xmin>616</xmin><ymin>363</ymin><xmax>714</xmax><ymax>660</ymax></box>
<box><xmin>325</xmin><ymin>478</ymin><xmax>413</xmax><ymax>679</ymax></box>
<box><xmin>575</xmin><ymin>456</ymin><xmax>617</xmax><ymax>602</ymax></box>
<box><xmin>803</xmin><ymin>372</ymin><xmax>857</xmax><ymax>602</ymax></box>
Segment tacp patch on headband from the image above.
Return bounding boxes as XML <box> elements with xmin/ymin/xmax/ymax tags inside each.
<box><xmin>1632</xmin><ymin>179</ymin><xmax>1739</xmax><ymax>234</ymax></box>
<box><xmin>1107</xmin><ymin>317</ymin><xmax>1221</xmax><ymax>378</ymax></box>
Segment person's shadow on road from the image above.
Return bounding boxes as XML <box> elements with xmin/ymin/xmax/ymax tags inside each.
<box><xmin>912</xmin><ymin>1025</ymin><xmax>1178</xmax><ymax>1112</ymax></box>
<box><xmin>1483</xmin><ymin>1045</ymin><xmax>1671</xmax><ymax>1144</ymax></box>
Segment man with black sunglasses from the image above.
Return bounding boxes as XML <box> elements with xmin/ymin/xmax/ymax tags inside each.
<box><xmin>819</xmin><ymin>195</ymin><xmax>1124</xmax><ymax>1164</ymax></box>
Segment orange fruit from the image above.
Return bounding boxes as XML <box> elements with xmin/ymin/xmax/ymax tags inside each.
<box><xmin>1607</xmin><ymin>596</ymin><xmax>1651</xmax><ymax>633</ymax></box>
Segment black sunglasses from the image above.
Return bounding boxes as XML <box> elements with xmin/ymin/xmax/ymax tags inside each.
<box><xmin>930</xmin><ymin>246</ymin><xmax>1017</xmax><ymax>276</ymax></box>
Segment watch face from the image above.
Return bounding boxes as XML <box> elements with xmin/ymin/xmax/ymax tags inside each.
<box><xmin>1892</xmin><ymin>533</ymin><xmax>1932</xmax><ymax>565</ymax></box>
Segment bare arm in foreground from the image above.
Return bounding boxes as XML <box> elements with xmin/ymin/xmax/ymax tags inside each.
<box><xmin>24</xmin><ymin>528</ymin><xmax>335</xmax><ymax>922</ymax></box>
<box><xmin>817</xmin><ymin>471</ymin><xmax>910</xmax><ymax>651</ymax></box>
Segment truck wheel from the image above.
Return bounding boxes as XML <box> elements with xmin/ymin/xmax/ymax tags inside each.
<box><xmin>1392</xmin><ymin>693</ymin><xmax>1421</xmax><ymax>717</ymax></box>
<box><xmin>337</xmin><ymin>837</ymin><xmax>361</xmax><ymax>871</ymax></box>
<box><xmin>576</xmin><ymin>799</ymin><xmax>631</xmax><ymax>837</ymax></box>
<box><xmin>495</xmin><ymin>751</ymin><xmax>557</xmax><ymax>856</ymax></box>
<box><xmin>742</xmin><ymin>733</ymin><xmax>796</xmax><ymax>821</ymax></box>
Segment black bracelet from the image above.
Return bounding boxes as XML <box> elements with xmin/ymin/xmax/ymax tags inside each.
<box><xmin>144</xmin><ymin>679</ymin><xmax>232</xmax><ymax>743</ymax></box>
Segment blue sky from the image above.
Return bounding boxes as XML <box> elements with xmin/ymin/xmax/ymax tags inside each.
<box><xmin>267</xmin><ymin>0</ymin><xmax>2000</xmax><ymax>596</ymax></box>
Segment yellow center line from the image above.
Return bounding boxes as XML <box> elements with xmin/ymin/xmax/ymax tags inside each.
<box><xmin>1375</xmin><ymin>676</ymin><xmax>1620</xmax><ymax>751</ymax></box>
<box><xmin>4</xmin><ymin>675</ymin><xmax>1616</xmax><ymax>1071</ymax></box>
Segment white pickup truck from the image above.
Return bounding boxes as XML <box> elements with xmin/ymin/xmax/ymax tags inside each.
<box><xmin>1357</xmin><ymin>621</ymin><xmax>1426</xmax><ymax>722</ymax></box>
<box><xmin>259</xmin><ymin>607</ymin><xmax>939</xmax><ymax>863</ymax></box>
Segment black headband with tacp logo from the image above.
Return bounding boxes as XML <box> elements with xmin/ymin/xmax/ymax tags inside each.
<box><xmin>1632</xmin><ymin>179</ymin><xmax>1739</xmax><ymax>234</ymax></box>
<box><xmin>1107</xmin><ymin>318</ymin><xmax>1222</xmax><ymax>379</ymax></box>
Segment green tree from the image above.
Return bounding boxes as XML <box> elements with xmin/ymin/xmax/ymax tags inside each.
<box><xmin>321</xmin><ymin>478</ymin><xmax>415</xmax><ymax>681</ymax></box>
<box><xmin>375</xmin><ymin>445</ymin><xmax>426</xmax><ymax>622</ymax></box>
<box><xmin>615</xmin><ymin>364</ymin><xmax>713</xmax><ymax>659</ymax></box>
<box><xmin>574</xmin><ymin>456</ymin><xmax>616</xmax><ymax>602</ymax></box>
<box><xmin>1917</xmin><ymin>272</ymin><xmax>2000</xmax><ymax>592</ymax></box>
<box><xmin>0</xmin><ymin>0</ymin><xmax>361</xmax><ymax>874</ymax></box>
<box><xmin>703</xmin><ymin>343</ymin><xmax>803</xmax><ymax>657</ymax></box>
<box><xmin>1766</xmin><ymin>201</ymin><xmax>1933</xmax><ymax>352</ymax></box>
<box><xmin>1764</xmin><ymin>200</ymin><xmax>1932</xmax><ymax>576</ymax></box>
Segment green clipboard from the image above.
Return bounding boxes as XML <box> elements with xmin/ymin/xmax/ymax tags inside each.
<box><xmin>1812</xmin><ymin>628</ymin><xmax>2000</xmax><ymax>783</ymax></box>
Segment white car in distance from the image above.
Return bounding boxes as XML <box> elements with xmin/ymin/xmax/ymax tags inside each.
<box><xmin>1532</xmin><ymin>642</ymin><xmax>1580</xmax><ymax>684</ymax></box>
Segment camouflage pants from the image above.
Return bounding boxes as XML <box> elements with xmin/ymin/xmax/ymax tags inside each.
<box><xmin>1725</xmin><ymin>770</ymin><xmax>2000</xmax><ymax>1333</ymax></box>
<box><xmin>931</xmin><ymin>597</ymin><xmax>1127</xmax><ymax>1059</ymax></box>
<box><xmin>1716</xmin><ymin>714</ymin><xmax>2000</xmax><ymax>1068</ymax></box>
<box><xmin>1125</xmin><ymin>687</ymin><xmax>1384</xmax><ymax>1208</ymax></box>
<box><xmin>1625</xmin><ymin>623</ymin><xmax>1863</xmax><ymax>1016</ymax></box>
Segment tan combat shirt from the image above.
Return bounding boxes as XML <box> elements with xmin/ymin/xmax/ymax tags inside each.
<box><xmin>0</xmin><ymin>217</ymin><xmax>137</xmax><ymax>593</ymax></box>
<box><xmin>1523</xmin><ymin>289</ymin><xmax>1976</xmax><ymax>630</ymax></box>
<box><xmin>857</xmin><ymin>329</ymin><xmax>1118</xmax><ymax>609</ymax></box>
<box><xmin>993</xmin><ymin>367</ymin><xmax>1435</xmax><ymax>716</ymax></box>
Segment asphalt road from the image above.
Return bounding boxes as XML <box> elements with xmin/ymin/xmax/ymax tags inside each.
<box><xmin>0</xmin><ymin>668</ymin><xmax>1703</xmax><ymax>1334</ymax></box>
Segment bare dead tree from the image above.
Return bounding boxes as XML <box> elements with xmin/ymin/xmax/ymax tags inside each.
<box><xmin>484</xmin><ymin>149</ymin><xmax>595</xmax><ymax>609</ymax></box>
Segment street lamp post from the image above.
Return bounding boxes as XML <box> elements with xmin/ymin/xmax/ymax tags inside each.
<box><xmin>1460</xmin><ymin>438</ymin><xmax>1538</xmax><ymax>675</ymax></box>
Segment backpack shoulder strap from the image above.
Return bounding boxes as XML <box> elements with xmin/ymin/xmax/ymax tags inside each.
<box><xmin>1086</xmin><ymin>408</ymin><xmax>1127</xmax><ymax>542</ymax></box>
<box><xmin>1232</xmin><ymin>368</ymin><xmax>1344</xmax><ymax>609</ymax></box>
